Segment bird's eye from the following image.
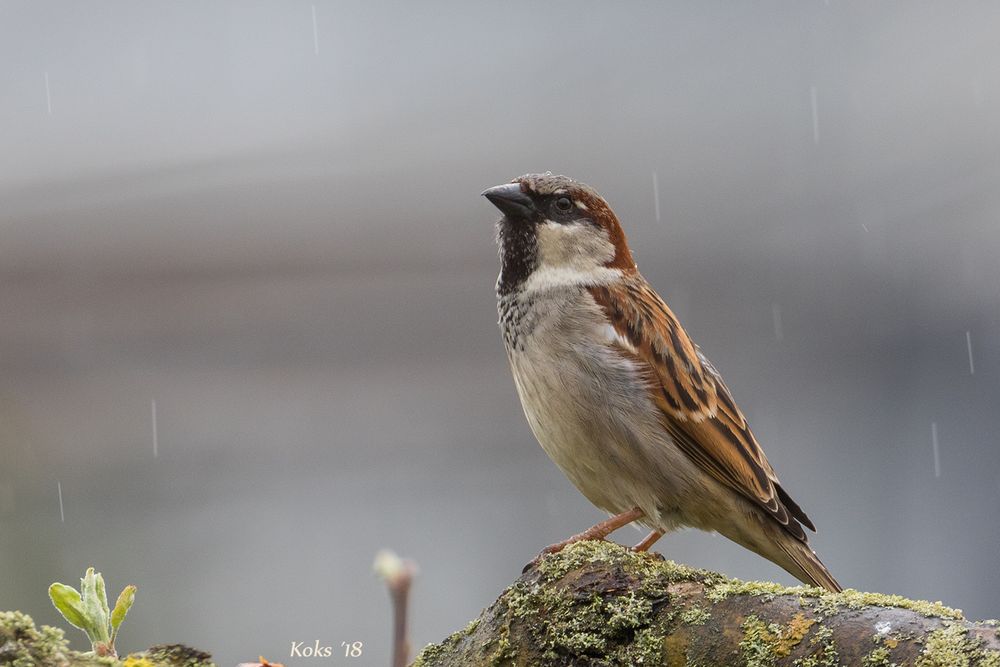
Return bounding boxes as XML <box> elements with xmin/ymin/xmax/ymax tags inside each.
<box><xmin>555</xmin><ymin>197</ymin><xmax>573</xmax><ymax>213</ymax></box>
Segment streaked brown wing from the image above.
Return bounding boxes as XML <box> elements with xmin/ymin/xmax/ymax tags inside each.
<box><xmin>589</xmin><ymin>278</ymin><xmax>814</xmax><ymax>541</ymax></box>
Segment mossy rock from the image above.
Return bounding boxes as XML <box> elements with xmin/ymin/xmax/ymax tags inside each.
<box><xmin>412</xmin><ymin>540</ymin><xmax>1000</xmax><ymax>666</ymax></box>
<box><xmin>0</xmin><ymin>611</ymin><xmax>215</xmax><ymax>667</ymax></box>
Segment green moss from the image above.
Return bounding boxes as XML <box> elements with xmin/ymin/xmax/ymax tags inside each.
<box><xmin>414</xmin><ymin>541</ymin><xmax>997</xmax><ymax>666</ymax></box>
<box><xmin>740</xmin><ymin>615</ymin><xmax>784</xmax><ymax>667</ymax></box>
<box><xmin>862</xmin><ymin>645</ymin><xmax>893</xmax><ymax>666</ymax></box>
<box><xmin>140</xmin><ymin>645</ymin><xmax>215</xmax><ymax>667</ymax></box>
<box><xmin>917</xmin><ymin>623</ymin><xmax>975</xmax><ymax>667</ymax></box>
<box><xmin>792</xmin><ymin>625</ymin><xmax>838</xmax><ymax>667</ymax></box>
<box><xmin>739</xmin><ymin>613</ymin><xmax>819</xmax><ymax>667</ymax></box>
<box><xmin>411</xmin><ymin>608</ymin><xmax>512</xmax><ymax>667</ymax></box>
<box><xmin>412</xmin><ymin>630</ymin><xmax>467</xmax><ymax>667</ymax></box>
<box><xmin>534</xmin><ymin>540</ymin><xmax>718</xmax><ymax>589</ymax></box>
<box><xmin>1</xmin><ymin>610</ymin><xmax>216</xmax><ymax>667</ymax></box>
<box><xmin>511</xmin><ymin>587</ymin><xmax>608</xmax><ymax>660</ymax></box>
<box><xmin>813</xmin><ymin>590</ymin><xmax>963</xmax><ymax>621</ymax></box>
<box><xmin>0</xmin><ymin>611</ymin><xmax>193</xmax><ymax>667</ymax></box>
<box><xmin>622</xmin><ymin>626</ymin><xmax>666</xmax><ymax>664</ymax></box>
<box><xmin>708</xmin><ymin>579</ymin><xmax>811</xmax><ymax>603</ymax></box>
<box><xmin>980</xmin><ymin>653</ymin><xmax>1000</xmax><ymax>667</ymax></box>
<box><xmin>705</xmin><ymin>574</ymin><xmax>962</xmax><ymax>622</ymax></box>
<box><xmin>604</xmin><ymin>592</ymin><xmax>654</xmax><ymax>633</ymax></box>
<box><xmin>0</xmin><ymin>611</ymin><xmax>121</xmax><ymax>666</ymax></box>
<box><xmin>490</xmin><ymin>541</ymin><xmax>691</xmax><ymax>663</ymax></box>
<box><xmin>916</xmin><ymin>622</ymin><xmax>1000</xmax><ymax>667</ymax></box>
<box><xmin>0</xmin><ymin>610</ymin><xmax>75</xmax><ymax>667</ymax></box>
<box><xmin>489</xmin><ymin>629</ymin><xmax>513</xmax><ymax>667</ymax></box>
<box><xmin>679</xmin><ymin>605</ymin><xmax>711</xmax><ymax>626</ymax></box>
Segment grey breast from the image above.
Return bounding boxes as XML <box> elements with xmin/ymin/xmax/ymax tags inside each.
<box><xmin>497</xmin><ymin>286</ymin><xmax>675</xmax><ymax>516</ymax></box>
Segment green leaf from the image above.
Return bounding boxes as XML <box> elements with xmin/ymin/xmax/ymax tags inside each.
<box><xmin>110</xmin><ymin>585</ymin><xmax>136</xmax><ymax>640</ymax></box>
<box><xmin>94</xmin><ymin>571</ymin><xmax>110</xmax><ymax>626</ymax></box>
<box><xmin>48</xmin><ymin>583</ymin><xmax>89</xmax><ymax>631</ymax></box>
<box><xmin>79</xmin><ymin>567</ymin><xmax>111</xmax><ymax>644</ymax></box>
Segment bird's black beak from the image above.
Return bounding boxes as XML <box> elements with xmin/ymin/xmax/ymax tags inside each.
<box><xmin>482</xmin><ymin>183</ymin><xmax>535</xmax><ymax>219</ymax></box>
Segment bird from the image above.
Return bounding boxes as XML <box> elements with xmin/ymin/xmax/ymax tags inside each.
<box><xmin>482</xmin><ymin>172</ymin><xmax>841</xmax><ymax>592</ymax></box>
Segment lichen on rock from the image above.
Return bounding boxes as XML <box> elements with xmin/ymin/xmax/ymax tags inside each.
<box><xmin>413</xmin><ymin>540</ymin><xmax>1000</xmax><ymax>666</ymax></box>
<box><xmin>1</xmin><ymin>611</ymin><xmax>79</xmax><ymax>667</ymax></box>
<box><xmin>0</xmin><ymin>611</ymin><xmax>215</xmax><ymax>667</ymax></box>
<box><xmin>916</xmin><ymin>623</ymin><xmax>1000</xmax><ymax>667</ymax></box>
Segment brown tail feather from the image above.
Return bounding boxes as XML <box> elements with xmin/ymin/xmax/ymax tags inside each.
<box><xmin>719</xmin><ymin>513</ymin><xmax>842</xmax><ymax>593</ymax></box>
<box><xmin>776</xmin><ymin>538</ymin><xmax>842</xmax><ymax>592</ymax></box>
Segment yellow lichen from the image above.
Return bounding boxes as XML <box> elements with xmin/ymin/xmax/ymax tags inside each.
<box><xmin>122</xmin><ymin>658</ymin><xmax>155</xmax><ymax>667</ymax></box>
<box><xmin>980</xmin><ymin>652</ymin><xmax>1000</xmax><ymax>667</ymax></box>
<box><xmin>740</xmin><ymin>612</ymin><xmax>817</xmax><ymax>665</ymax></box>
<box><xmin>784</xmin><ymin>614</ymin><xmax>818</xmax><ymax>651</ymax></box>
<box><xmin>413</xmin><ymin>541</ymin><xmax>998</xmax><ymax>666</ymax></box>
<box><xmin>740</xmin><ymin>615</ymin><xmax>784</xmax><ymax>667</ymax></box>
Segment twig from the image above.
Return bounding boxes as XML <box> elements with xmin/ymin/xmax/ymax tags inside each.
<box><xmin>374</xmin><ymin>550</ymin><xmax>418</xmax><ymax>667</ymax></box>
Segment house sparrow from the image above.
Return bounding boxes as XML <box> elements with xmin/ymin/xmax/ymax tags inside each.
<box><xmin>483</xmin><ymin>173</ymin><xmax>841</xmax><ymax>592</ymax></box>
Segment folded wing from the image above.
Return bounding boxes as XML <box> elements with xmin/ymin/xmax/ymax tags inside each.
<box><xmin>589</xmin><ymin>279</ymin><xmax>815</xmax><ymax>542</ymax></box>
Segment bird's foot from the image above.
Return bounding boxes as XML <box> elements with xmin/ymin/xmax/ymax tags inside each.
<box><xmin>521</xmin><ymin>507</ymin><xmax>645</xmax><ymax>573</ymax></box>
<box><xmin>631</xmin><ymin>530</ymin><xmax>663</xmax><ymax>552</ymax></box>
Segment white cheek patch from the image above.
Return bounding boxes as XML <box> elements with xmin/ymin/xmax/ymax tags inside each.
<box><xmin>535</xmin><ymin>221</ymin><xmax>615</xmax><ymax>269</ymax></box>
<box><xmin>525</xmin><ymin>221</ymin><xmax>621</xmax><ymax>294</ymax></box>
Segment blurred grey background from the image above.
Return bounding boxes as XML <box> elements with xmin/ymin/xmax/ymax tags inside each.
<box><xmin>2</xmin><ymin>1</ymin><xmax>999</xmax><ymax>665</ymax></box>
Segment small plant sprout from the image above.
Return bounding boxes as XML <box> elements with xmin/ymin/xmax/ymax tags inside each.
<box><xmin>48</xmin><ymin>567</ymin><xmax>136</xmax><ymax>658</ymax></box>
<box><xmin>374</xmin><ymin>550</ymin><xmax>418</xmax><ymax>667</ymax></box>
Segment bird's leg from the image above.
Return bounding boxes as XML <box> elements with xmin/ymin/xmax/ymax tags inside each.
<box><xmin>632</xmin><ymin>530</ymin><xmax>663</xmax><ymax>552</ymax></box>
<box><xmin>524</xmin><ymin>507</ymin><xmax>644</xmax><ymax>572</ymax></box>
<box><xmin>544</xmin><ymin>507</ymin><xmax>645</xmax><ymax>554</ymax></box>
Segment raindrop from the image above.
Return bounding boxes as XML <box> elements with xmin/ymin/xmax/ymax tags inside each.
<box><xmin>965</xmin><ymin>331</ymin><xmax>975</xmax><ymax>375</ymax></box>
<box><xmin>652</xmin><ymin>171</ymin><xmax>661</xmax><ymax>222</ymax></box>
<box><xmin>931</xmin><ymin>422</ymin><xmax>941</xmax><ymax>478</ymax></box>
<box><xmin>152</xmin><ymin>399</ymin><xmax>159</xmax><ymax>458</ymax></box>
<box><xmin>44</xmin><ymin>72</ymin><xmax>52</xmax><ymax>115</ymax></box>
<box><xmin>311</xmin><ymin>5</ymin><xmax>319</xmax><ymax>56</ymax></box>
<box><xmin>771</xmin><ymin>303</ymin><xmax>784</xmax><ymax>341</ymax></box>
<box><xmin>810</xmin><ymin>86</ymin><xmax>820</xmax><ymax>144</ymax></box>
